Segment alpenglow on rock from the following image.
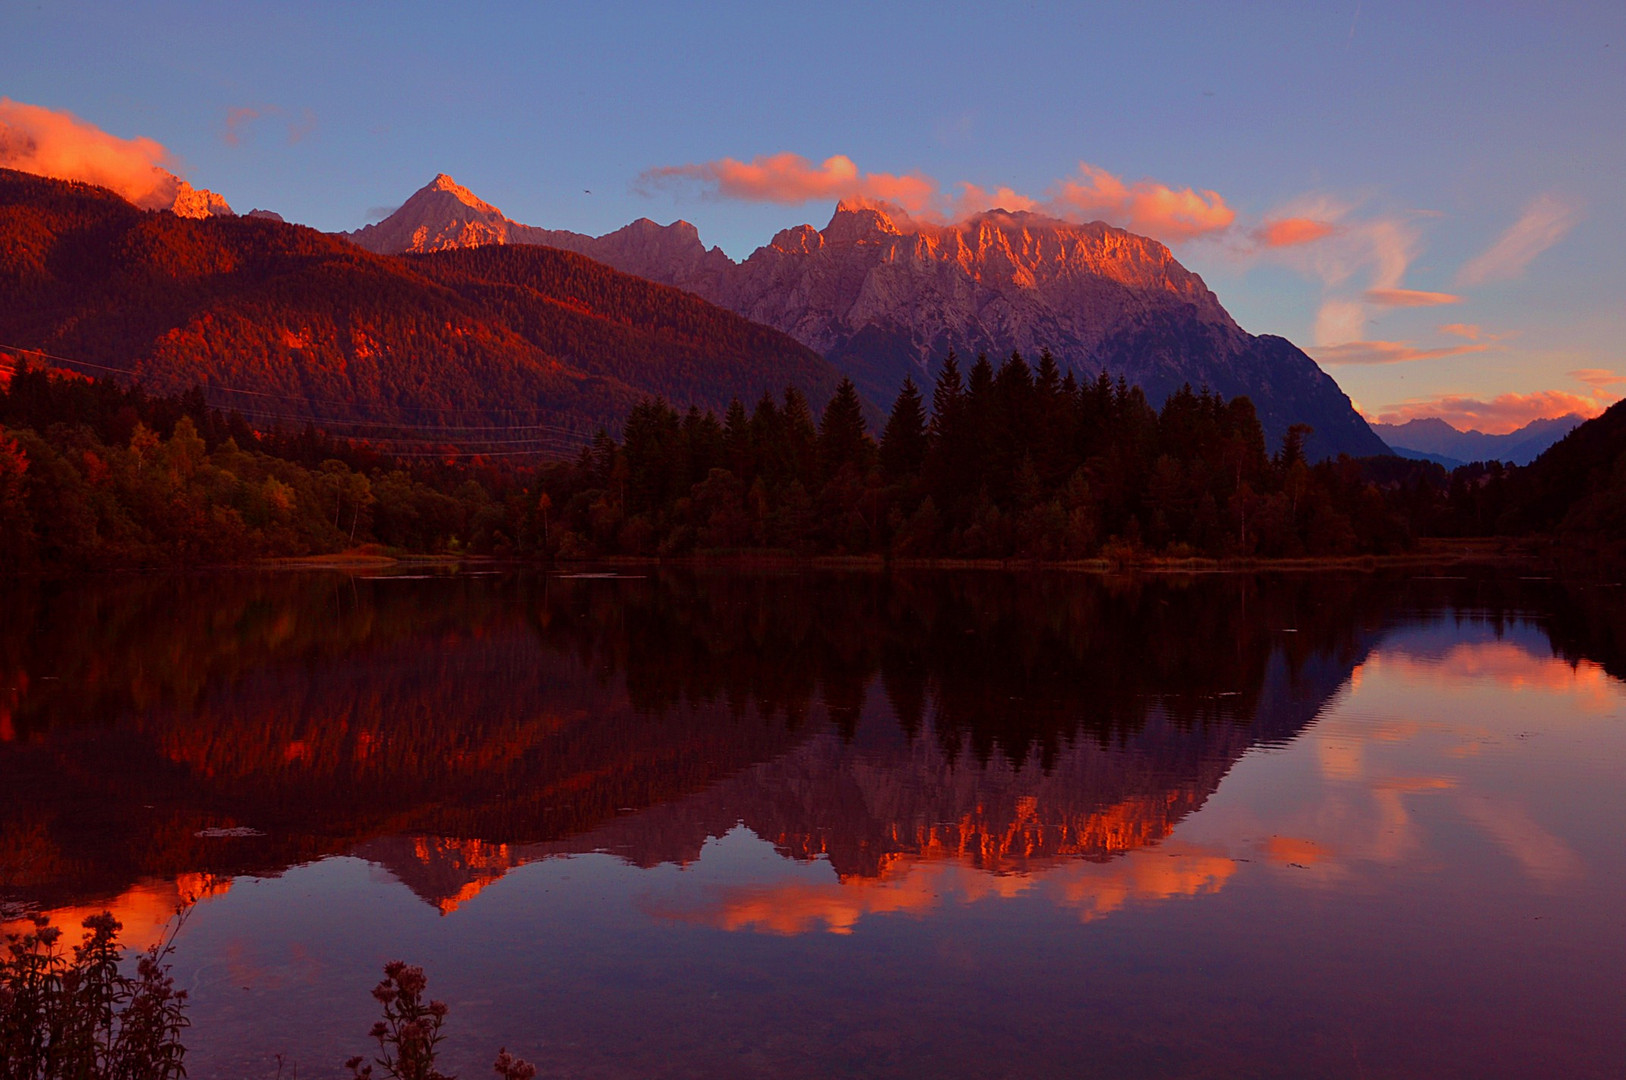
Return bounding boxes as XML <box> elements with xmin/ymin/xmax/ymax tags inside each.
<box><xmin>349</xmin><ymin>177</ymin><xmax>1391</xmax><ymax>459</ymax></box>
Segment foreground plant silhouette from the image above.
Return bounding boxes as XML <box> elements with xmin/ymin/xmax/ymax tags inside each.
<box><xmin>0</xmin><ymin>912</ymin><xmax>189</xmax><ymax>1080</ymax></box>
<box><xmin>346</xmin><ymin>961</ymin><xmax>534</xmax><ymax>1080</ymax></box>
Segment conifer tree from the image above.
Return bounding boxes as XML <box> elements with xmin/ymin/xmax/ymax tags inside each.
<box><xmin>880</xmin><ymin>375</ymin><xmax>928</xmax><ymax>482</ymax></box>
<box><xmin>929</xmin><ymin>352</ymin><xmax>964</xmax><ymax>444</ymax></box>
<box><xmin>818</xmin><ymin>377</ymin><xmax>873</xmax><ymax>480</ymax></box>
<box><xmin>723</xmin><ymin>397</ymin><xmax>752</xmax><ymax>480</ymax></box>
<box><xmin>781</xmin><ymin>387</ymin><xmax>821</xmax><ymax>491</ymax></box>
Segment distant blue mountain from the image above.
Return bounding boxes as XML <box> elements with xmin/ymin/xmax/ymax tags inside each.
<box><xmin>1371</xmin><ymin>414</ymin><xmax>1584</xmax><ymax>466</ymax></box>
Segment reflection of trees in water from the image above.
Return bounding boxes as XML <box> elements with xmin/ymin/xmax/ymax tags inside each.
<box><xmin>1</xmin><ymin>569</ymin><xmax>1620</xmax><ymax>913</ymax></box>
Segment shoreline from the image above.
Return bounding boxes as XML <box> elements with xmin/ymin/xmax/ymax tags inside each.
<box><xmin>6</xmin><ymin>537</ymin><xmax>1611</xmax><ymax>579</ymax></box>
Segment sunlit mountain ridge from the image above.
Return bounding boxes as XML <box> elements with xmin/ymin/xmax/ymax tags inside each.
<box><xmin>350</xmin><ymin>175</ymin><xmax>1390</xmax><ymax>459</ymax></box>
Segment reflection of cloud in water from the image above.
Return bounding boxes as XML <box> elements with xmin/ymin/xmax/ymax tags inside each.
<box><xmin>1052</xmin><ymin>847</ymin><xmax>1235</xmax><ymax>923</ymax></box>
<box><xmin>1262</xmin><ymin>836</ymin><xmax>1334</xmax><ymax>866</ymax></box>
<box><xmin>1358</xmin><ymin>639</ymin><xmax>1622</xmax><ymax>713</ymax></box>
<box><xmin>647</xmin><ymin>838</ymin><xmax>1234</xmax><ymax>935</ymax></box>
<box><xmin>1455</xmin><ymin>798</ymin><xmax>1584</xmax><ymax>887</ymax></box>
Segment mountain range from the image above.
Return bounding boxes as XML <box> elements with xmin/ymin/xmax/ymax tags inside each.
<box><xmin>1370</xmin><ymin>414</ymin><xmax>1584</xmax><ymax>467</ymax></box>
<box><xmin>0</xmin><ymin>169</ymin><xmax>842</xmax><ymax>436</ymax></box>
<box><xmin>349</xmin><ymin>174</ymin><xmax>1391</xmax><ymax>460</ymax></box>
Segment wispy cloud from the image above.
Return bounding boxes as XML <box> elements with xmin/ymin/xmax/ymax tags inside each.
<box><xmin>1456</xmin><ymin>194</ymin><xmax>1580</xmax><ymax>286</ymax></box>
<box><xmin>223</xmin><ymin>106</ymin><xmax>266</xmax><ymax>146</ymax></box>
<box><xmin>1314</xmin><ymin>340</ymin><xmax>1489</xmax><ymax>366</ymax></box>
<box><xmin>1569</xmin><ymin>367</ymin><xmax>1626</xmax><ymax>393</ymax></box>
<box><xmin>0</xmin><ymin>97</ymin><xmax>179</xmax><ymax>209</ymax></box>
<box><xmin>1371</xmin><ymin>390</ymin><xmax>1607</xmax><ymax>434</ymax></box>
<box><xmin>287</xmin><ymin>108</ymin><xmax>316</xmax><ymax>145</ymax></box>
<box><xmin>1254</xmin><ymin>216</ymin><xmax>1339</xmax><ymax>248</ymax></box>
<box><xmin>1364</xmin><ymin>288</ymin><xmax>1460</xmax><ymax>307</ymax></box>
<box><xmin>225</xmin><ymin>104</ymin><xmax>316</xmax><ymax>147</ymax></box>
<box><xmin>1244</xmin><ymin>195</ymin><xmax>1442</xmax><ymax>347</ymax></box>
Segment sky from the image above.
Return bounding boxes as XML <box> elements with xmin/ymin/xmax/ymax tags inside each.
<box><xmin>3</xmin><ymin>1</ymin><xmax>1623</xmax><ymax>433</ymax></box>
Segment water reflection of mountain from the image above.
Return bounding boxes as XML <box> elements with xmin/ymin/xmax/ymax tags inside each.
<box><xmin>2</xmin><ymin>569</ymin><xmax>1619</xmax><ymax>917</ymax></box>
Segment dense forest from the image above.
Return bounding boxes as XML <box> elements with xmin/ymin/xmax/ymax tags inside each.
<box><xmin>0</xmin><ymin>364</ymin><xmax>527</xmax><ymax>569</ymax></box>
<box><xmin>4</xmin><ymin>348</ymin><xmax>1622</xmax><ymax>570</ymax></box>
<box><xmin>532</xmin><ymin>351</ymin><xmax>1438</xmax><ymax>560</ymax></box>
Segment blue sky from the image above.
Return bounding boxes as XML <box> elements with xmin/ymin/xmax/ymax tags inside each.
<box><xmin>4</xmin><ymin>1</ymin><xmax>1622</xmax><ymax>431</ymax></box>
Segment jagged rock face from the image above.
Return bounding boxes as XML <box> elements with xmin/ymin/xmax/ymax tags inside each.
<box><xmin>348</xmin><ymin>178</ymin><xmax>1390</xmax><ymax>458</ymax></box>
<box><xmin>165</xmin><ymin>179</ymin><xmax>233</xmax><ymax>219</ymax></box>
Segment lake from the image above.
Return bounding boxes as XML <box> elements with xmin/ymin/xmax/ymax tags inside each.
<box><xmin>2</xmin><ymin>568</ymin><xmax>1623</xmax><ymax>1078</ymax></box>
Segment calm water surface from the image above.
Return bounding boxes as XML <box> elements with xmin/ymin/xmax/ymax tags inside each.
<box><xmin>2</xmin><ymin>569</ymin><xmax>1623</xmax><ymax>1078</ymax></box>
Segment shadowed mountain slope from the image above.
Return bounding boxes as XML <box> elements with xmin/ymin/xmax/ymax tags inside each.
<box><xmin>0</xmin><ymin>169</ymin><xmax>843</xmax><ymax>436</ymax></box>
<box><xmin>1373</xmin><ymin>414</ymin><xmax>1584</xmax><ymax>467</ymax></box>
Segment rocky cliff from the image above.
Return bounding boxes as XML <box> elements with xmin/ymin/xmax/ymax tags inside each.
<box><xmin>349</xmin><ymin>178</ymin><xmax>1390</xmax><ymax>459</ymax></box>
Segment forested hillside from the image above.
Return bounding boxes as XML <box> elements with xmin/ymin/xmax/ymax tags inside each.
<box><xmin>0</xmin><ymin>169</ymin><xmax>843</xmax><ymax>438</ymax></box>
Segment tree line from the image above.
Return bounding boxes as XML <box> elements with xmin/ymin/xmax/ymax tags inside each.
<box><xmin>6</xmin><ymin>351</ymin><xmax>1613</xmax><ymax>570</ymax></box>
<box><xmin>534</xmin><ymin>350</ymin><xmax>1430</xmax><ymax>559</ymax></box>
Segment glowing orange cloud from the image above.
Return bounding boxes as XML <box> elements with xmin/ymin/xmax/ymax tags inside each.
<box><xmin>1371</xmin><ymin>390</ymin><xmax>1606</xmax><ymax>434</ymax></box>
<box><xmin>0</xmin><ymin>98</ymin><xmax>180</xmax><ymax>209</ymax></box>
<box><xmin>1440</xmin><ymin>323</ymin><xmax>1484</xmax><ymax>340</ymax></box>
<box><xmin>638</xmin><ymin>152</ymin><xmax>938</xmax><ymax>216</ymax></box>
<box><xmin>641</xmin><ymin>153</ymin><xmax>1235</xmax><ymax>242</ymax></box>
<box><xmin>1364</xmin><ymin>288</ymin><xmax>1461</xmax><ymax>307</ymax></box>
<box><xmin>1255</xmin><ymin>217</ymin><xmax>1338</xmax><ymax>247</ymax></box>
<box><xmin>1315</xmin><ymin>339</ymin><xmax>1488</xmax><ymax>366</ymax></box>
<box><xmin>953</xmin><ymin>181</ymin><xmax>1038</xmax><ymax>217</ymax></box>
<box><xmin>1048</xmin><ymin>162</ymin><xmax>1235</xmax><ymax>241</ymax></box>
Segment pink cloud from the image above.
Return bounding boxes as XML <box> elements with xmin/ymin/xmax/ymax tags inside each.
<box><xmin>223</xmin><ymin>106</ymin><xmax>265</xmax><ymax>146</ymax></box>
<box><xmin>1314</xmin><ymin>340</ymin><xmax>1489</xmax><ymax>366</ymax></box>
<box><xmin>287</xmin><ymin>107</ymin><xmax>316</xmax><ymax>145</ymax></box>
<box><xmin>1372</xmin><ymin>391</ymin><xmax>1607</xmax><ymax>435</ymax></box>
<box><xmin>1364</xmin><ymin>288</ymin><xmax>1460</xmax><ymax>307</ymax></box>
<box><xmin>1047</xmin><ymin>163</ymin><xmax>1234</xmax><ymax>241</ymax></box>
<box><xmin>1569</xmin><ymin>368</ymin><xmax>1626</xmax><ymax>392</ymax></box>
<box><xmin>953</xmin><ymin>181</ymin><xmax>1037</xmax><ymax>217</ymax></box>
<box><xmin>1456</xmin><ymin>194</ymin><xmax>1580</xmax><ymax>286</ymax></box>
<box><xmin>0</xmin><ymin>97</ymin><xmax>179</xmax><ymax>209</ymax></box>
<box><xmin>1254</xmin><ymin>217</ymin><xmax>1339</xmax><ymax>248</ymax></box>
<box><xmin>638</xmin><ymin>152</ymin><xmax>938</xmax><ymax>216</ymax></box>
<box><xmin>1440</xmin><ymin>323</ymin><xmax>1483</xmax><ymax>340</ymax></box>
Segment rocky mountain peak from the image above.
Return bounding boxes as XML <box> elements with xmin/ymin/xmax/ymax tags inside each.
<box><xmin>768</xmin><ymin>223</ymin><xmax>823</xmax><ymax>255</ymax></box>
<box><xmin>346</xmin><ymin>173</ymin><xmax>512</xmax><ymax>253</ymax></box>
<box><xmin>406</xmin><ymin>173</ymin><xmax>501</xmax><ymax>218</ymax></box>
<box><xmin>338</xmin><ymin>175</ymin><xmax>1389</xmax><ymax>458</ymax></box>
<box><xmin>823</xmin><ymin>200</ymin><xmax>907</xmax><ymax>244</ymax></box>
<box><xmin>164</xmin><ymin>179</ymin><xmax>234</xmax><ymax>219</ymax></box>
